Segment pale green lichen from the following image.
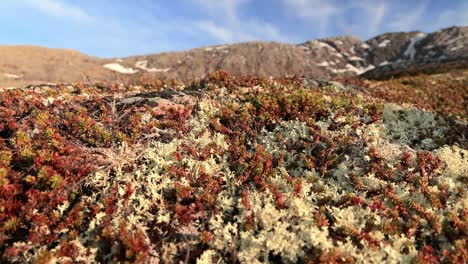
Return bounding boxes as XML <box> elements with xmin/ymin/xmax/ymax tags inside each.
<box><xmin>382</xmin><ymin>103</ymin><xmax>448</xmax><ymax>149</ymax></box>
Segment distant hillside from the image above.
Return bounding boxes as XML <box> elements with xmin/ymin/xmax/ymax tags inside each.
<box><xmin>1</xmin><ymin>26</ymin><xmax>467</xmax><ymax>87</ymax></box>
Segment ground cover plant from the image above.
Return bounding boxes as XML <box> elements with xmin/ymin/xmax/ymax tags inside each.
<box><xmin>0</xmin><ymin>70</ymin><xmax>467</xmax><ymax>263</ymax></box>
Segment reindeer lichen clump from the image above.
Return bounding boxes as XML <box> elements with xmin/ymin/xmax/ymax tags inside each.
<box><xmin>0</xmin><ymin>71</ymin><xmax>466</xmax><ymax>263</ymax></box>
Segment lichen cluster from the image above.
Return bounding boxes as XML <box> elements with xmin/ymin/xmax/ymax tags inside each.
<box><xmin>0</xmin><ymin>70</ymin><xmax>467</xmax><ymax>263</ymax></box>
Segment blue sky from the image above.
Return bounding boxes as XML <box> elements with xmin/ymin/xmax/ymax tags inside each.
<box><xmin>0</xmin><ymin>0</ymin><xmax>466</xmax><ymax>57</ymax></box>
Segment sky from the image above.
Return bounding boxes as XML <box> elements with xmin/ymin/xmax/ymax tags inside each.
<box><xmin>0</xmin><ymin>0</ymin><xmax>466</xmax><ymax>58</ymax></box>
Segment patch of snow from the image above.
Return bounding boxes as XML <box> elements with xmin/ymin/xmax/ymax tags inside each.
<box><xmin>345</xmin><ymin>64</ymin><xmax>363</xmax><ymax>74</ymax></box>
<box><xmin>330</xmin><ymin>64</ymin><xmax>375</xmax><ymax>75</ymax></box>
<box><xmin>330</xmin><ymin>68</ymin><xmax>347</xmax><ymax>74</ymax></box>
<box><xmin>361</xmin><ymin>64</ymin><xmax>375</xmax><ymax>73</ymax></box>
<box><xmin>445</xmin><ymin>36</ymin><xmax>462</xmax><ymax>45</ymax></box>
<box><xmin>423</xmin><ymin>44</ymin><xmax>434</xmax><ymax>49</ymax></box>
<box><xmin>335</xmin><ymin>40</ymin><xmax>343</xmax><ymax>45</ymax></box>
<box><xmin>450</xmin><ymin>45</ymin><xmax>462</xmax><ymax>51</ymax></box>
<box><xmin>135</xmin><ymin>60</ymin><xmax>171</xmax><ymax>73</ymax></box>
<box><xmin>205</xmin><ymin>47</ymin><xmax>213</xmax><ymax>51</ymax></box>
<box><xmin>348</xmin><ymin>56</ymin><xmax>364</xmax><ymax>61</ymax></box>
<box><xmin>135</xmin><ymin>60</ymin><xmax>149</xmax><ymax>69</ymax></box>
<box><xmin>361</xmin><ymin>43</ymin><xmax>371</xmax><ymax>49</ymax></box>
<box><xmin>379</xmin><ymin>61</ymin><xmax>390</xmax><ymax>66</ymax></box>
<box><xmin>403</xmin><ymin>33</ymin><xmax>427</xmax><ymax>60</ymax></box>
<box><xmin>377</xmin><ymin>39</ymin><xmax>391</xmax><ymax>48</ymax></box>
<box><xmin>316</xmin><ymin>41</ymin><xmax>335</xmax><ymax>50</ymax></box>
<box><xmin>103</xmin><ymin>63</ymin><xmax>139</xmax><ymax>74</ymax></box>
<box><xmin>316</xmin><ymin>61</ymin><xmax>329</xmax><ymax>67</ymax></box>
<box><xmin>3</xmin><ymin>73</ymin><xmax>22</xmax><ymax>79</ymax></box>
<box><xmin>216</xmin><ymin>45</ymin><xmax>228</xmax><ymax>50</ymax></box>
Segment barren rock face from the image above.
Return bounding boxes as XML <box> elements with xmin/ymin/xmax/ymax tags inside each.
<box><xmin>1</xmin><ymin>26</ymin><xmax>467</xmax><ymax>88</ymax></box>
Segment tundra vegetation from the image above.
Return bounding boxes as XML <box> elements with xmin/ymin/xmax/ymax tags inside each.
<box><xmin>0</xmin><ymin>69</ymin><xmax>467</xmax><ymax>263</ymax></box>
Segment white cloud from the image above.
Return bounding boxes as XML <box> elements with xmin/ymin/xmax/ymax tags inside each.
<box><xmin>194</xmin><ymin>19</ymin><xmax>289</xmax><ymax>44</ymax></box>
<box><xmin>25</xmin><ymin>0</ymin><xmax>90</xmax><ymax>20</ymax></box>
<box><xmin>192</xmin><ymin>0</ymin><xmax>288</xmax><ymax>44</ymax></box>
<box><xmin>283</xmin><ymin>0</ymin><xmax>340</xmax><ymax>18</ymax></box>
<box><xmin>335</xmin><ymin>1</ymin><xmax>387</xmax><ymax>38</ymax></box>
<box><xmin>283</xmin><ymin>0</ymin><xmax>341</xmax><ymax>35</ymax></box>
<box><xmin>249</xmin><ymin>21</ymin><xmax>285</xmax><ymax>41</ymax></box>
<box><xmin>192</xmin><ymin>0</ymin><xmax>249</xmax><ymax>23</ymax></box>
<box><xmin>353</xmin><ymin>1</ymin><xmax>387</xmax><ymax>36</ymax></box>
<box><xmin>388</xmin><ymin>1</ymin><xmax>429</xmax><ymax>31</ymax></box>
<box><xmin>195</xmin><ymin>21</ymin><xmax>234</xmax><ymax>43</ymax></box>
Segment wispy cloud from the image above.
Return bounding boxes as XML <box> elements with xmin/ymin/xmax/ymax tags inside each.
<box><xmin>353</xmin><ymin>1</ymin><xmax>387</xmax><ymax>36</ymax></box>
<box><xmin>0</xmin><ymin>0</ymin><xmax>465</xmax><ymax>57</ymax></box>
<box><xmin>24</xmin><ymin>0</ymin><xmax>90</xmax><ymax>20</ymax></box>
<box><xmin>388</xmin><ymin>1</ymin><xmax>429</xmax><ymax>31</ymax></box>
<box><xmin>194</xmin><ymin>21</ymin><xmax>235</xmax><ymax>43</ymax></box>
<box><xmin>334</xmin><ymin>1</ymin><xmax>388</xmax><ymax>38</ymax></box>
<box><xmin>192</xmin><ymin>0</ymin><xmax>249</xmax><ymax>23</ymax></box>
<box><xmin>192</xmin><ymin>0</ymin><xmax>288</xmax><ymax>43</ymax></box>
<box><xmin>283</xmin><ymin>0</ymin><xmax>341</xmax><ymax>35</ymax></box>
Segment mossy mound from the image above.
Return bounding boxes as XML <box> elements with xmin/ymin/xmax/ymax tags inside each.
<box><xmin>1</xmin><ymin>71</ymin><xmax>466</xmax><ymax>263</ymax></box>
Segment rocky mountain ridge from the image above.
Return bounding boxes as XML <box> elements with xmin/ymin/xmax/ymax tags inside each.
<box><xmin>1</xmin><ymin>26</ymin><xmax>466</xmax><ymax>87</ymax></box>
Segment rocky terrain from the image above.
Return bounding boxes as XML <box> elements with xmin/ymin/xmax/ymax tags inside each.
<box><xmin>1</xmin><ymin>26</ymin><xmax>467</xmax><ymax>88</ymax></box>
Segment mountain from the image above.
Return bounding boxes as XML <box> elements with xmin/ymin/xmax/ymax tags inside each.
<box><xmin>1</xmin><ymin>26</ymin><xmax>467</xmax><ymax>87</ymax></box>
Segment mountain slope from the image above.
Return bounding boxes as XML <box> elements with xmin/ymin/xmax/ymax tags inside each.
<box><xmin>0</xmin><ymin>26</ymin><xmax>467</xmax><ymax>87</ymax></box>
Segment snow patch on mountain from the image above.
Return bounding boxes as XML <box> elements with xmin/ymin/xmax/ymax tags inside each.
<box><xmin>104</xmin><ymin>63</ymin><xmax>139</xmax><ymax>74</ymax></box>
<box><xmin>361</xmin><ymin>43</ymin><xmax>371</xmax><ymax>49</ymax></box>
<box><xmin>379</xmin><ymin>61</ymin><xmax>390</xmax><ymax>66</ymax></box>
<box><xmin>378</xmin><ymin>40</ymin><xmax>391</xmax><ymax>48</ymax></box>
<box><xmin>331</xmin><ymin>64</ymin><xmax>375</xmax><ymax>74</ymax></box>
<box><xmin>135</xmin><ymin>60</ymin><xmax>171</xmax><ymax>73</ymax></box>
<box><xmin>316</xmin><ymin>41</ymin><xmax>335</xmax><ymax>50</ymax></box>
<box><xmin>348</xmin><ymin>56</ymin><xmax>365</xmax><ymax>61</ymax></box>
<box><xmin>449</xmin><ymin>45</ymin><xmax>463</xmax><ymax>51</ymax></box>
<box><xmin>403</xmin><ymin>33</ymin><xmax>427</xmax><ymax>60</ymax></box>
<box><xmin>445</xmin><ymin>35</ymin><xmax>462</xmax><ymax>45</ymax></box>
<box><xmin>3</xmin><ymin>73</ymin><xmax>22</xmax><ymax>79</ymax></box>
<box><xmin>316</xmin><ymin>61</ymin><xmax>329</xmax><ymax>67</ymax></box>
